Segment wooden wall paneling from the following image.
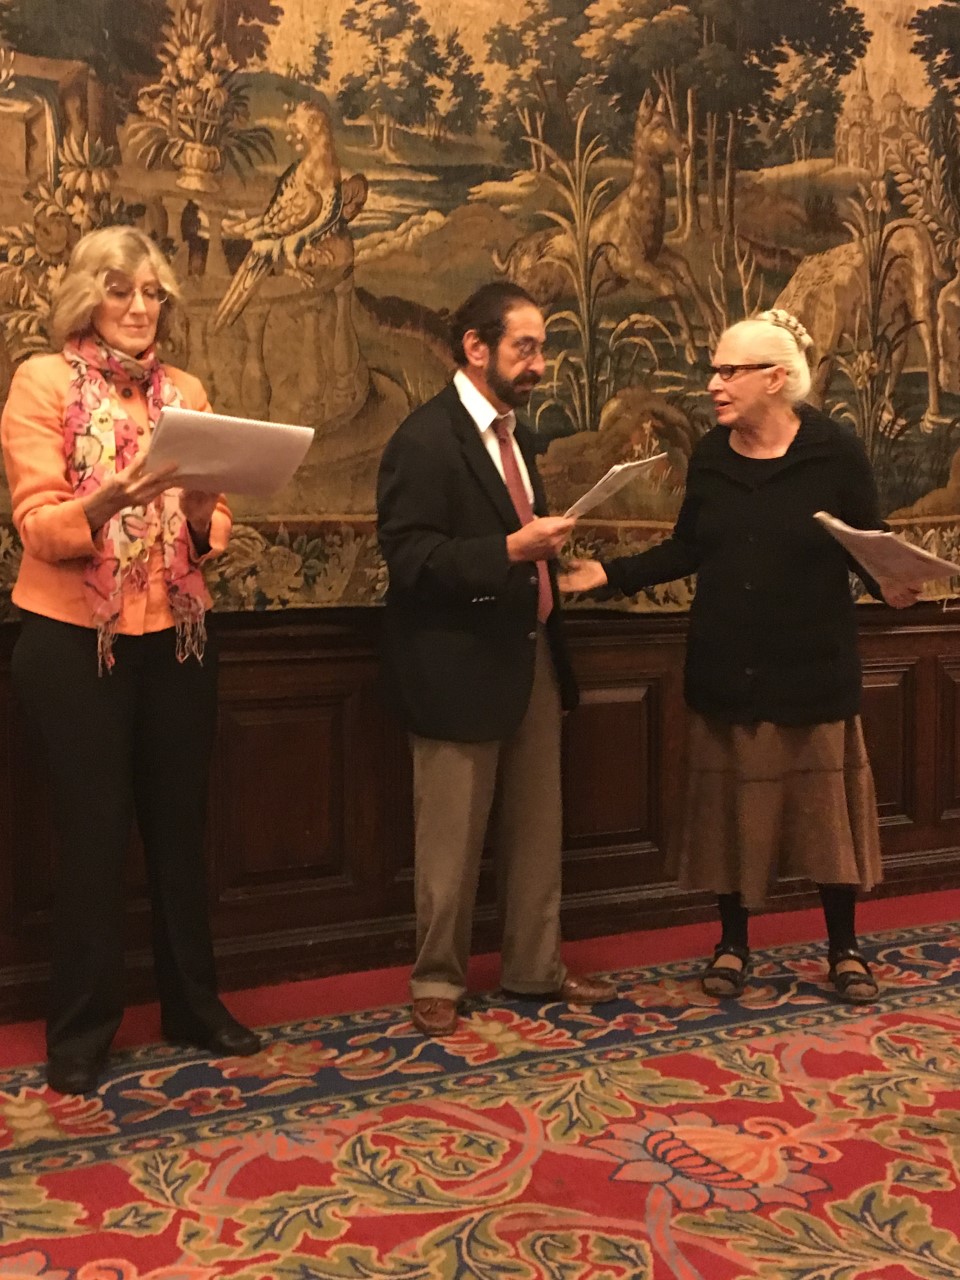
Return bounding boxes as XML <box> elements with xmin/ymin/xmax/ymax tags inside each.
<box><xmin>563</xmin><ymin>680</ymin><xmax>656</xmax><ymax>857</ymax></box>
<box><xmin>213</xmin><ymin>641</ymin><xmax>399</xmax><ymax>926</ymax></box>
<box><xmin>858</xmin><ymin>624</ymin><xmax>960</xmax><ymax>888</ymax></box>
<box><xmin>3</xmin><ymin>608</ymin><xmax>960</xmax><ymax>1022</ymax></box>
<box><xmin>558</xmin><ymin>625</ymin><xmax>691</xmax><ymax>925</ymax></box>
<box><xmin>204</xmin><ymin>624</ymin><xmax>420</xmax><ymax>989</ymax></box>
<box><xmin>937</xmin><ymin>655</ymin><xmax>960</xmax><ymax>823</ymax></box>
<box><xmin>215</xmin><ymin>699</ymin><xmax>347</xmax><ymax>888</ymax></box>
<box><xmin>860</xmin><ymin>655</ymin><xmax>918</xmax><ymax>828</ymax></box>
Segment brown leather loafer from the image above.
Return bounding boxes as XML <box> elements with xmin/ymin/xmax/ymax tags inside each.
<box><xmin>411</xmin><ymin>997</ymin><xmax>458</xmax><ymax>1037</ymax></box>
<box><xmin>502</xmin><ymin>973</ymin><xmax>618</xmax><ymax>1004</ymax></box>
<box><xmin>558</xmin><ymin>974</ymin><xmax>617</xmax><ymax>1004</ymax></box>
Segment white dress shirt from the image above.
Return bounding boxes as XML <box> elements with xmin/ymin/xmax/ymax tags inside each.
<box><xmin>453</xmin><ymin>368</ymin><xmax>535</xmax><ymax>504</ymax></box>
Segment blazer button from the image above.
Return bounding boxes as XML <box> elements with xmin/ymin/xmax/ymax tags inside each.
<box><xmin>529</xmin><ymin>575</ymin><xmax>538</xmax><ymax>586</ymax></box>
<box><xmin>527</xmin><ymin>631</ymin><xmax>536</xmax><ymax>640</ymax></box>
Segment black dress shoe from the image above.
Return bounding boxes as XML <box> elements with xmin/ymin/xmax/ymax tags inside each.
<box><xmin>46</xmin><ymin>1056</ymin><xmax>103</xmax><ymax>1095</ymax></box>
<box><xmin>161</xmin><ymin>1014</ymin><xmax>261</xmax><ymax>1057</ymax></box>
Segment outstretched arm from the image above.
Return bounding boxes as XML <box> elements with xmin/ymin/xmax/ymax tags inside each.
<box><xmin>560</xmin><ymin>485</ymin><xmax>701</xmax><ymax>597</ymax></box>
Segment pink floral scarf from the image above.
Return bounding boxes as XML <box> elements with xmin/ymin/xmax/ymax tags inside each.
<box><xmin>62</xmin><ymin>336</ymin><xmax>208</xmax><ymax>671</ymax></box>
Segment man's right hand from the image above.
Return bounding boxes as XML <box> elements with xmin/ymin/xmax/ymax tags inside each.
<box><xmin>506</xmin><ymin>516</ymin><xmax>576</xmax><ymax>562</ymax></box>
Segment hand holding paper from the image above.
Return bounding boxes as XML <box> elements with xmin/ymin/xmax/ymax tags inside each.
<box><xmin>145</xmin><ymin>408</ymin><xmax>315</xmax><ymax>497</ymax></box>
<box><xmin>564</xmin><ymin>453</ymin><xmax>668</xmax><ymax>518</ymax></box>
<box><xmin>507</xmin><ymin>516</ymin><xmax>575</xmax><ymax>562</ymax></box>
<box><xmin>558</xmin><ymin>559</ymin><xmax>608</xmax><ymax>593</ymax></box>
<box><xmin>80</xmin><ymin>454</ymin><xmax>180</xmax><ymax>533</ymax></box>
<box><xmin>814</xmin><ymin>511</ymin><xmax>958</xmax><ymax>589</ymax></box>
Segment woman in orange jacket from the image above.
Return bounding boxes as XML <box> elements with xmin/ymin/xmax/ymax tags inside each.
<box><xmin>1</xmin><ymin>225</ymin><xmax>259</xmax><ymax>1094</ymax></box>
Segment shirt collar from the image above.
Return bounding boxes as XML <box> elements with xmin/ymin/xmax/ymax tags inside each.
<box><xmin>453</xmin><ymin>369</ymin><xmax>515</xmax><ymax>437</ymax></box>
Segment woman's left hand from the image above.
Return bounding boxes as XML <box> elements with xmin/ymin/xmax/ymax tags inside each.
<box><xmin>180</xmin><ymin>489</ymin><xmax>218</xmax><ymax>536</ymax></box>
<box><xmin>558</xmin><ymin>558</ymin><xmax>608</xmax><ymax>593</ymax></box>
<box><xmin>878</xmin><ymin>578</ymin><xmax>922</xmax><ymax>609</ymax></box>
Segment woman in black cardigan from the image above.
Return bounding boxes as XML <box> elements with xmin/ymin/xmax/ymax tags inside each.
<box><xmin>561</xmin><ymin>310</ymin><xmax>918</xmax><ymax>1002</ymax></box>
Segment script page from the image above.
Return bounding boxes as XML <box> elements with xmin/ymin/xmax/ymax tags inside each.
<box><xmin>814</xmin><ymin>511</ymin><xmax>958</xmax><ymax>587</ymax></box>
<box><xmin>564</xmin><ymin>454</ymin><xmax>668</xmax><ymax>518</ymax></box>
<box><xmin>146</xmin><ymin>408</ymin><xmax>315</xmax><ymax>497</ymax></box>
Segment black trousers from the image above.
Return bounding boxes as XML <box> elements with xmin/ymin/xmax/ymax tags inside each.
<box><xmin>12</xmin><ymin>613</ymin><xmax>224</xmax><ymax>1061</ymax></box>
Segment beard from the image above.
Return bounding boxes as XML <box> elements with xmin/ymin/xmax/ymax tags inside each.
<box><xmin>487</xmin><ymin>361</ymin><xmax>540</xmax><ymax>408</ymax></box>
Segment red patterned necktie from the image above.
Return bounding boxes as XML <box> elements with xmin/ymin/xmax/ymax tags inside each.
<box><xmin>493</xmin><ymin>418</ymin><xmax>553</xmax><ymax>624</ymax></box>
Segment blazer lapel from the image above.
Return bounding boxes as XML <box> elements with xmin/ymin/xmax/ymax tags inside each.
<box><xmin>444</xmin><ymin>385</ymin><xmax>522</xmax><ymax>531</ymax></box>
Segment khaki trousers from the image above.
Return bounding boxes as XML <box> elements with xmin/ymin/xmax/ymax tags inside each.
<box><xmin>410</xmin><ymin>632</ymin><xmax>567</xmax><ymax>1002</ymax></box>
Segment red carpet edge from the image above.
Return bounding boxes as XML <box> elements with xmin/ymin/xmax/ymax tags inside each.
<box><xmin>2</xmin><ymin>885</ymin><xmax>959</xmax><ymax>1068</ymax></box>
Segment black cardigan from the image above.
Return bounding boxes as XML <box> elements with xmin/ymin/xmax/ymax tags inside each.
<box><xmin>602</xmin><ymin>405</ymin><xmax>885</xmax><ymax>726</ymax></box>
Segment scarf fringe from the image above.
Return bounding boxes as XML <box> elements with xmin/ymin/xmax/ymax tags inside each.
<box><xmin>96</xmin><ymin>620</ymin><xmax>119</xmax><ymax>676</ymax></box>
<box><xmin>96</xmin><ymin>615</ymin><xmax>207</xmax><ymax>674</ymax></box>
<box><xmin>175</xmin><ymin>614</ymin><xmax>207</xmax><ymax>666</ymax></box>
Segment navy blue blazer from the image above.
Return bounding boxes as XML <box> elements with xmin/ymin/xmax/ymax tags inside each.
<box><xmin>376</xmin><ymin>382</ymin><xmax>578</xmax><ymax>741</ymax></box>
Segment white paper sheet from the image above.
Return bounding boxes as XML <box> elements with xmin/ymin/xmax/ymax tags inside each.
<box><xmin>814</xmin><ymin>511</ymin><xmax>958</xmax><ymax>587</ymax></box>
<box><xmin>564</xmin><ymin>453</ymin><xmax>668</xmax><ymax>518</ymax></box>
<box><xmin>145</xmin><ymin>407</ymin><xmax>315</xmax><ymax>497</ymax></box>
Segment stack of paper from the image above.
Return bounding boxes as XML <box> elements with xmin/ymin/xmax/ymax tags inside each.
<box><xmin>146</xmin><ymin>407</ymin><xmax>315</xmax><ymax>496</ymax></box>
<box><xmin>564</xmin><ymin>453</ymin><xmax>668</xmax><ymax>518</ymax></box>
<box><xmin>814</xmin><ymin>511</ymin><xmax>958</xmax><ymax>588</ymax></box>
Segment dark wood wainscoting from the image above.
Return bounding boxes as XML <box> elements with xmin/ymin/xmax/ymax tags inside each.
<box><xmin>1</xmin><ymin>605</ymin><xmax>959</xmax><ymax>1021</ymax></box>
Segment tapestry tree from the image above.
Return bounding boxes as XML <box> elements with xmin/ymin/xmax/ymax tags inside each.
<box><xmin>485</xmin><ymin>0</ymin><xmax>588</xmax><ymax>170</ymax></box>
<box><xmin>0</xmin><ymin>0</ymin><xmax>168</xmax><ymax>139</ymax></box>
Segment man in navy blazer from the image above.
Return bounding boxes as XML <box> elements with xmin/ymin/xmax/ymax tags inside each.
<box><xmin>377</xmin><ymin>282</ymin><xmax>616</xmax><ymax>1036</ymax></box>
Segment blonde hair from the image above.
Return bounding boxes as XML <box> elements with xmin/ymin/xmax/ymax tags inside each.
<box><xmin>720</xmin><ymin>309</ymin><xmax>814</xmax><ymax>405</ymax></box>
<box><xmin>49</xmin><ymin>225</ymin><xmax>182</xmax><ymax>349</ymax></box>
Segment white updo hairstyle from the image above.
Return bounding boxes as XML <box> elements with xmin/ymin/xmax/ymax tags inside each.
<box><xmin>720</xmin><ymin>309</ymin><xmax>815</xmax><ymax>405</ymax></box>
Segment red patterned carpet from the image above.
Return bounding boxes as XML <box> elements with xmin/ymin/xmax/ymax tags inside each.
<box><xmin>2</xmin><ymin>896</ymin><xmax>960</xmax><ymax>1278</ymax></box>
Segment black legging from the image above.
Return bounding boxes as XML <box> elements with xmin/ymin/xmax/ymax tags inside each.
<box><xmin>718</xmin><ymin>884</ymin><xmax>858</xmax><ymax>954</ymax></box>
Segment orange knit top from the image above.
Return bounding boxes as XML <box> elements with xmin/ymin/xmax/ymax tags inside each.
<box><xmin>0</xmin><ymin>352</ymin><xmax>231</xmax><ymax>632</ymax></box>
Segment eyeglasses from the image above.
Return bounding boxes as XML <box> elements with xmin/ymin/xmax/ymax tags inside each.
<box><xmin>508</xmin><ymin>337</ymin><xmax>545</xmax><ymax>364</ymax></box>
<box><xmin>710</xmin><ymin>363</ymin><xmax>775</xmax><ymax>382</ymax></box>
<box><xmin>102</xmin><ymin>277</ymin><xmax>168</xmax><ymax>308</ymax></box>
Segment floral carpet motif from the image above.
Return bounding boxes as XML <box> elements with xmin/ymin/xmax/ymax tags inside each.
<box><xmin>2</xmin><ymin>924</ymin><xmax>960</xmax><ymax>1278</ymax></box>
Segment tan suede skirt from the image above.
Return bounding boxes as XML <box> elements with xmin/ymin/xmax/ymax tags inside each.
<box><xmin>671</xmin><ymin>713</ymin><xmax>883</xmax><ymax>909</ymax></box>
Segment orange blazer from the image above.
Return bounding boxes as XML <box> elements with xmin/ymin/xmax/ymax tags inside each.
<box><xmin>0</xmin><ymin>351</ymin><xmax>231</xmax><ymax>632</ymax></box>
